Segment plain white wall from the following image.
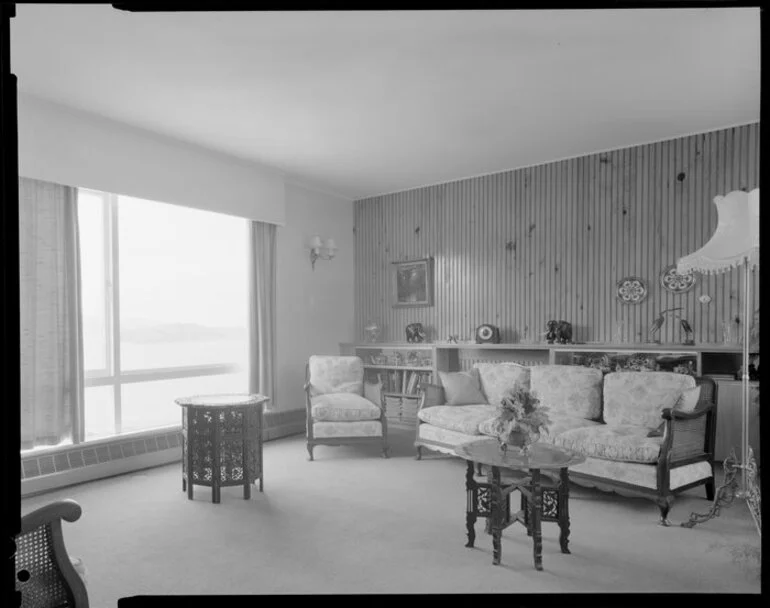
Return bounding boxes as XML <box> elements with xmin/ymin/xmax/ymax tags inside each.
<box><xmin>276</xmin><ymin>181</ymin><xmax>355</xmax><ymax>410</ymax></box>
<box><xmin>18</xmin><ymin>93</ymin><xmax>286</xmax><ymax>224</ymax></box>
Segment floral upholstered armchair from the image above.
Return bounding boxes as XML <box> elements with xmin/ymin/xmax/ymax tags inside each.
<box><xmin>304</xmin><ymin>355</ymin><xmax>390</xmax><ymax>460</ymax></box>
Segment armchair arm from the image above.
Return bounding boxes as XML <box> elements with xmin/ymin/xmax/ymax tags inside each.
<box><xmin>417</xmin><ymin>382</ymin><xmax>445</xmax><ymax>412</ymax></box>
<box><xmin>21</xmin><ymin>499</ymin><xmax>82</xmax><ymax>535</ymax></box>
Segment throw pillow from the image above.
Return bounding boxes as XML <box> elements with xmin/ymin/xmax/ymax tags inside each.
<box><xmin>438</xmin><ymin>369</ymin><xmax>487</xmax><ymax>405</ymax></box>
<box><xmin>647</xmin><ymin>422</ymin><xmax>665</xmax><ymax>438</ymax></box>
<box><xmin>675</xmin><ymin>385</ymin><xmax>702</xmax><ymax>413</ymax></box>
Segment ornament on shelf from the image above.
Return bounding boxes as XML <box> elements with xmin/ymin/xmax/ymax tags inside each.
<box><xmin>405</xmin><ymin>322</ymin><xmax>426</xmax><ymax>343</ymax></box>
<box><xmin>364</xmin><ymin>320</ymin><xmax>381</xmax><ymax>343</ymax></box>
<box><xmin>545</xmin><ymin>320</ymin><xmax>572</xmax><ymax>344</ymax></box>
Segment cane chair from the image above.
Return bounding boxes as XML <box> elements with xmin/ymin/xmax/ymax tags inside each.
<box><xmin>15</xmin><ymin>499</ymin><xmax>89</xmax><ymax>608</ymax></box>
<box><xmin>305</xmin><ymin>355</ymin><xmax>390</xmax><ymax>460</ymax></box>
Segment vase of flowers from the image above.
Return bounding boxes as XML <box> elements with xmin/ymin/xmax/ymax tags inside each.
<box><xmin>493</xmin><ymin>386</ymin><xmax>551</xmax><ymax>454</ymax></box>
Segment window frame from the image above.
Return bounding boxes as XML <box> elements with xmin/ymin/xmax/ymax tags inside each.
<box><xmin>79</xmin><ymin>188</ymin><xmax>245</xmax><ymax>444</ymax></box>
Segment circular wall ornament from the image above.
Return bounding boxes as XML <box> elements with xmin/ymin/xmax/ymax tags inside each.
<box><xmin>616</xmin><ymin>276</ymin><xmax>648</xmax><ymax>304</ymax></box>
<box><xmin>699</xmin><ymin>294</ymin><xmax>712</xmax><ymax>305</ymax></box>
<box><xmin>660</xmin><ymin>264</ymin><xmax>697</xmax><ymax>294</ymax></box>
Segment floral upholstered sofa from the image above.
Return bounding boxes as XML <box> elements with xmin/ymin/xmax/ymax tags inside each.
<box><xmin>416</xmin><ymin>363</ymin><xmax>717</xmax><ymax>524</ymax></box>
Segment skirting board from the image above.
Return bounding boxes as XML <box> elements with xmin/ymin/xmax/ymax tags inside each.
<box><xmin>21</xmin><ymin>409</ymin><xmax>305</xmax><ymax>497</ymax></box>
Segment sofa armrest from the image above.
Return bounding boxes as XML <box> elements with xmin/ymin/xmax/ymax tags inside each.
<box><xmin>660</xmin><ymin>377</ymin><xmax>717</xmax><ymax>463</ymax></box>
<box><xmin>417</xmin><ymin>382</ymin><xmax>445</xmax><ymax>412</ymax></box>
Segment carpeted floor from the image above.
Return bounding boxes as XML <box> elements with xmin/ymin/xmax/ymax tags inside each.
<box><xmin>21</xmin><ymin>426</ymin><xmax>761</xmax><ymax>602</ymax></box>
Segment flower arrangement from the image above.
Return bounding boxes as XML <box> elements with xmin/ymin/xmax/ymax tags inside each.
<box><xmin>492</xmin><ymin>386</ymin><xmax>551</xmax><ymax>454</ymax></box>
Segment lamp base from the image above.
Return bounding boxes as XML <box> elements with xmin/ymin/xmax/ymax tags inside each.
<box><xmin>681</xmin><ymin>447</ymin><xmax>761</xmax><ymax>537</ymax></box>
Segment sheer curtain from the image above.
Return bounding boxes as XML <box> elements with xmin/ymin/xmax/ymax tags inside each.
<box><xmin>248</xmin><ymin>221</ymin><xmax>277</xmax><ymax>408</ymax></box>
<box><xmin>19</xmin><ymin>177</ymin><xmax>84</xmax><ymax>450</ymax></box>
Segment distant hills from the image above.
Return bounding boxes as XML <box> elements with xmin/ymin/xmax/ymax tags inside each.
<box><xmin>84</xmin><ymin>317</ymin><xmax>245</xmax><ymax>343</ymax></box>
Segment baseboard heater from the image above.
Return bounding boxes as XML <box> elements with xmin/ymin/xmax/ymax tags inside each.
<box><xmin>21</xmin><ymin>409</ymin><xmax>305</xmax><ymax>496</ymax></box>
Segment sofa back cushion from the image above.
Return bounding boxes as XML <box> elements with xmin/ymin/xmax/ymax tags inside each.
<box><xmin>475</xmin><ymin>362</ymin><xmax>530</xmax><ymax>408</ymax></box>
<box><xmin>603</xmin><ymin>371</ymin><xmax>697</xmax><ymax>428</ymax></box>
<box><xmin>308</xmin><ymin>355</ymin><xmax>364</xmax><ymax>397</ymax></box>
<box><xmin>437</xmin><ymin>368</ymin><xmax>487</xmax><ymax>405</ymax></box>
<box><xmin>529</xmin><ymin>365</ymin><xmax>603</xmax><ymax>420</ymax></box>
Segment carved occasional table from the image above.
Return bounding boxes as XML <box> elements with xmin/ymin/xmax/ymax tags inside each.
<box><xmin>455</xmin><ymin>438</ymin><xmax>585</xmax><ymax>571</ymax></box>
<box><xmin>175</xmin><ymin>393</ymin><xmax>268</xmax><ymax>504</ymax></box>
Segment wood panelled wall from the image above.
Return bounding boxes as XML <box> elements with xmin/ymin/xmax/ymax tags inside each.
<box><xmin>354</xmin><ymin>124</ymin><xmax>760</xmax><ymax>345</ymax></box>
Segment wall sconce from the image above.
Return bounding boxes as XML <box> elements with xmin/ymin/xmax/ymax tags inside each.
<box><xmin>309</xmin><ymin>235</ymin><xmax>337</xmax><ymax>270</ymax></box>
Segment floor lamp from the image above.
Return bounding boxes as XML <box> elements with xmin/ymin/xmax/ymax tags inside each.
<box><xmin>676</xmin><ymin>188</ymin><xmax>760</xmax><ymax>536</ymax></box>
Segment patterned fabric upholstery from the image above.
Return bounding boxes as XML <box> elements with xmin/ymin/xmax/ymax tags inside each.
<box><xmin>417</xmin><ymin>405</ymin><xmax>497</xmax><ymax>435</ymax></box>
<box><xmin>570</xmin><ymin>457</ymin><xmax>713</xmax><ymax>490</ymax></box>
<box><xmin>475</xmin><ymin>362</ymin><xmax>531</xmax><ymax>408</ymax></box>
<box><xmin>312</xmin><ymin>420</ymin><xmax>383</xmax><ymax>438</ymax></box>
<box><xmin>311</xmin><ymin>393</ymin><xmax>381</xmax><ymax>422</ymax></box>
<box><xmin>538</xmin><ymin>413</ymin><xmax>603</xmax><ymax>443</ymax></box>
<box><xmin>552</xmin><ymin>424</ymin><xmax>664</xmax><ymax>463</ymax></box>
<box><xmin>529</xmin><ymin>365</ymin><xmax>604</xmax><ymax>420</ymax></box>
<box><xmin>308</xmin><ymin>356</ymin><xmax>364</xmax><ymax>398</ymax></box>
<box><xmin>603</xmin><ymin>371</ymin><xmax>696</xmax><ymax>428</ymax></box>
<box><xmin>417</xmin><ymin>423</ymin><xmax>478</xmax><ymax>447</ymax></box>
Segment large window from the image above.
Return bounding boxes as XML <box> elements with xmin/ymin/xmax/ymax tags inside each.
<box><xmin>79</xmin><ymin>189</ymin><xmax>249</xmax><ymax>441</ymax></box>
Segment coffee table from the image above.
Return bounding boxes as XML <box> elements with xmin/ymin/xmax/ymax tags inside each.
<box><xmin>455</xmin><ymin>437</ymin><xmax>585</xmax><ymax>570</ymax></box>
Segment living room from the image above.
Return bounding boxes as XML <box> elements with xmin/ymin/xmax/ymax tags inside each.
<box><xmin>8</xmin><ymin>5</ymin><xmax>761</xmax><ymax>602</ymax></box>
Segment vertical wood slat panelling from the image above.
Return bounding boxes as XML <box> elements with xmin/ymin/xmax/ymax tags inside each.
<box><xmin>354</xmin><ymin>124</ymin><xmax>760</xmax><ymax>345</ymax></box>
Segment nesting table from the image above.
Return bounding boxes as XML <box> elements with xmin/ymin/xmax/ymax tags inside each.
<box><xmin>455</xmin><ymin>437</ymin><xmax>585</xmax><ymax>570</ymax></box>
<box><xmin>175</xmin><ymin>393</ymin><xmax>268</xmax><ymax>503</ymax></box>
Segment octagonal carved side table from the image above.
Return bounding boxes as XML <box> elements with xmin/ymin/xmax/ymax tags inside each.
<box><xmin>175</xmin><ymin>393</ymin><xmax>268</xmax><ymax>504</ymax></box>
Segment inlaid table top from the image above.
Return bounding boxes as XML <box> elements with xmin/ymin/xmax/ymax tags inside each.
<box><xmin>174</xmin><ymin>393</ymin><xmax>269</xmax><ymax>408</ymax></box>
<box><xmin>455</xmin><ymin>437</ymin><xmax>585</xmax><ymax>471</ymax></box>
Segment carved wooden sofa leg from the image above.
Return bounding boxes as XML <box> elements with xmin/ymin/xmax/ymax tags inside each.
<box><xmin>307</xmin><ymin>443</ymin><xmax>314</xmax><ymax>461</ymax></box>
<box><xmin>382</xmin><ymin>441</ymin><xmax>391</xmax><ymax>458</ymax></box>
<box><xmin>656</xmin><ymin>494</ymin><xmax>675</xmax><ymax>526</ymax></box>
<box><xmin>415</xmin><ymin>445</ymin><xmax>422</xmax><ymax>460</ymax></box>
<box><xmin>705</xmin><ymin>478</ymin><xmax>715</xmax><ymax>501</ymax></box>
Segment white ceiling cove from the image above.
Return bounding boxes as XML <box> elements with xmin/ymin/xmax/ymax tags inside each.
<box><xmin>11</xmin><ymin>6</ymin><xmax>760</xmax><ymax>200</ymax></box>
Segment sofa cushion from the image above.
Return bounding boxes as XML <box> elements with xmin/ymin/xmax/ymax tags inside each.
<box><xmin>475</xmin><ymin>362</ymin><xmax>530</xmax><ymax>408</ymax></box>
<box><xmin>311</xmin><ymin>393</ymin><xmax>381</xmax><ymax>421</ymax></box>
<box><xmin>308</xmin><ymin>355</ymin><xmax>364</xmax><ymax>397</ymax></box>
<box><xmin>417</xmin><ymin>405</ymin><xmax>497</xmax><ymax>435</ymax></box>
<box><xmin>538</xmin><ymin>413</ymin><xmax>604</xmax><ymax>443</ymax></box>
<box><xmin>603</xmin><ymin>371</ymin><xmax>696</xmax><ymax>428</ymax></box>
<box><xmin>569</xmin><ymin>457</ymin><xmax>713</xmax><ymax>490</ymax></box>
<box><xmin>529</xmin><ymin>365</ymin><xmax>604</xmax><ymax>420</ymax></box>
<box><xmin>677</xmin><ymin>385</ymin><xmax>702</xmax><ymax>413</ymax></box>
<box><xmin>437</xmin><ymin>369</ymin><xmax>487</xmax><ymax>405</ymax></box>
<box><xmin>552</xmin><ymin>424</ymin><xmax>664</xmax><ymax>464</ymax></box>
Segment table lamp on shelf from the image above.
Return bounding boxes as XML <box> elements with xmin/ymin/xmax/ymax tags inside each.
<box><xmin>676</xmin><ymin>188</ymin><xmax>760</xmax><ymax>535</ymax></box>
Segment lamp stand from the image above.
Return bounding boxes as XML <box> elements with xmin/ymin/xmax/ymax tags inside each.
<box><xmin>681</xmin><ymin>263</ymin><xmax>761</xmax><ymax>537</ymax></box>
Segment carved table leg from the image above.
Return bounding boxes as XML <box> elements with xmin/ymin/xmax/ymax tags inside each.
<box><xmin>531</xmin><ymin>468</ymin><xmax>543</xmax><ymax>571</ymax></box>
<box><xmin>465</xmin><ymin>460</ymin><xmax>477</xmax><ymax>548</ymax></box>
<box><xmin>490</xmin><ymin>466</ymin><xmax>503</xmax><ymax>566</ymax></box>
<box><xmin>558</xmin><ymin>467</ymin><xmax>571</xmax><ymax>554</ymax></box>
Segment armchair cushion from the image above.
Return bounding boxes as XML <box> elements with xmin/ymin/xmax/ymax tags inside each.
<box><xmin>311</xmin><ymin>393</ymin><xmax>381</xmax><ymax>421</ymax></box>
<box><xmin>417</xmin><ymin>404</ymin><xmax>497</xmax><ymax>435</ymax></box>
<box><xmin>437</xmin><ymin>369</ymin><xmax>487</xmax><ymax>405</ymax></box>
<box><xmin>530</xmin><ymin>365</ymin><xmax>604</xmax><ymax>420</ymax></box>
<box><xmin>313</xmin><ymin>420</ymin><xmax>383</xmax><ymax>438</ymax></box>
<box><xmin>308</xmin><ymin>356</ymin><xmax>364</xmax><ymax>397</ymax></box>
<box><xmin>603</xmin><ymin>371</ymin><xmax>696</xmax><ymax>428</ymax></box>
<box><xmin>553</xmin><ymin>424</ymin><xmax>664</xmax><ymax>464</ymax></box>
<box><xmin>476</xmin><ymin>362</ymin><xmax>530</xmax><ymax>409</ymax></box>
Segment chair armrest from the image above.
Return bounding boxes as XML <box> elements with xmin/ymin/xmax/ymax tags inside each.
<box><xmin>21</xmin><ymin>499</ymin><xmax>82</xmax><ymax>535</ymax></box>
<box><xmin>417</xmin><ymin>382</ymin><xmax>445</xmax><ymax>411</ymax></box>
<box><xmin>660</xmin><ymin>401</ymin><xmax>714</xmax><ymax>421</ymax></box>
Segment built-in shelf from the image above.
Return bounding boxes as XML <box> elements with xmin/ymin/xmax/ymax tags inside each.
<box><xmin>363</xmin><ymin>364</ymin><xmax>433</xmax><ymax>372</ymax></box>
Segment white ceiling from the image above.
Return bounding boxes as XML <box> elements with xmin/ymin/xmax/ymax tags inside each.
<box><xmin>11</xmin><ymin>6</ymin><xmax>760</xmax><ymax>200</ymax></box>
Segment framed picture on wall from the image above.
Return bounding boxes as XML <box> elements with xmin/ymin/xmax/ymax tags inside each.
<box><xmin>392</xmin><ymin>258</ymin><xmax>434</xmax><ymax>308</ymax></box>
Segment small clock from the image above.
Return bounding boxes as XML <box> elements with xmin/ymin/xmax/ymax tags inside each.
<box><xmin>475</xmin><ymin>324</ymin><xmax>501</xmax><ymax>344</ymax></box>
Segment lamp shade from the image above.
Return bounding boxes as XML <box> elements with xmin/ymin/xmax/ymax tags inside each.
<box><xmin>677</xmin><ymin>188</ymin><xmax>759</xmax><ymax>275</ymax></box>
<box><xmin>309</xmin><ymin>235</ymin><xmax>323</xmax><ymax>249</ymax></box>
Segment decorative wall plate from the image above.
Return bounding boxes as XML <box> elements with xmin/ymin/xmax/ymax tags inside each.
<box><xmin>616</xmin><ymin>276</ymin><xmax>648</xmax><ymax>304</ymax></box>
<box><xmin>660</xmin><ymin>264</ymin><xmax>697</xmax><ymax>294</ymax></box>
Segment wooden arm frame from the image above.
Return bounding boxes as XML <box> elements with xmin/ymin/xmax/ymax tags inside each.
<box><xmin>17</xmin><ymin>499</ymin><xmax>89</xmax><ymax>608</ymax></box>
<box><xmin>304</xmin><ymin>361</ymin><xmax>389</xmax><ymax>461</ymax></box>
